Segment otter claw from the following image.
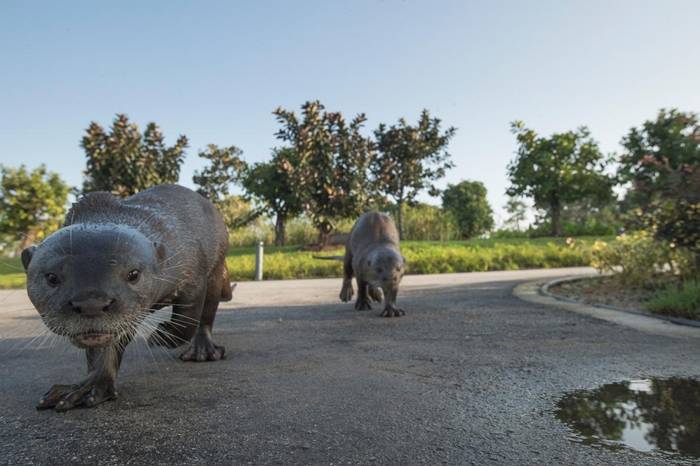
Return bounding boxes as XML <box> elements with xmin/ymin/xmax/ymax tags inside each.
<box><xmin>37</xmin><ymin>381</ymin><xmax>116</xmax><ymax>411</ymax></box>
<box><xmin>381</xmin><ymin>307</ymin><xmax>406</xmax><ymax>318</ymax></box>
<box><xmin>354</xmin><ymin>299</ymin><xmax>372</xmax><ymax>311</ymax></box>
<box><xmin>180</xmin><ymin>335</ymin><xmax>225</xmax><ymax>362</ymax></box>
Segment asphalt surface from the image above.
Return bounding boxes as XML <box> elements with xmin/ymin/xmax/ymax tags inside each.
<box><xmin>1</xmin><ymin>268</ymin><xmax>700</xmax><ymax>465</ymax></box>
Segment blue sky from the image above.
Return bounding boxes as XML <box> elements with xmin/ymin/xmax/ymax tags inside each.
<box><xmin>1</xmin><ymin>1</ymin><xmax>699</xmax><ymax>224</ymax></box>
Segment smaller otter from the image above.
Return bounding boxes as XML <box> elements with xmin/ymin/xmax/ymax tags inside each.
<box><xmin>339</xmin><ymin>212</ymin><xmax>406</xmax><ymax>317</ymax></box>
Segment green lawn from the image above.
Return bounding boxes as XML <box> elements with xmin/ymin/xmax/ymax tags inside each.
<box><xmin>0</xmin><ymin>236</ymin><xmax>606</xmax><ymax>289</ymax></box>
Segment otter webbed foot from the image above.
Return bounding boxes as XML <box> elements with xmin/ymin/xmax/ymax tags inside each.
<box><xmin>180</xmin><ymin>331</ymin><xmax>225</xmax><ymax>362</ymax></box>
<box><xmin>37</xmin><ymin>378</ymin><xmax>117</xmax><ymax>411</ymax></box>
<box><xmin>381</xmin><ymin>306</ymin><xmax>405</xmax><ymax>318</ymax></box>
<box><xmin>354</xmin><ymin>298</ymin><xmax>372</xmax><ymax>311</ymax></box>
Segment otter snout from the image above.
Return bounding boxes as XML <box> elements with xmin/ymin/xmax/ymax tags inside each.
<box><xmin>66</xmin><ymin>294</ymin><xmax>117</xmax><ymax>318</ymax></box>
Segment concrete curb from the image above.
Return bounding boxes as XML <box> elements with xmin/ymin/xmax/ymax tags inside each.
<box><xmin>540</xmin><ymin>275</ymin><xmax>700</xmax><ymax>329</ymax></box>
<box><xmin>513</xmin><ymin>277</ymin><xmax>700</xmax><ymax>339</ymax></box>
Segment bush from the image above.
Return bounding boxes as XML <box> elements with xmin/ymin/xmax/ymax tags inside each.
<box><xmin>590</xmin><ymin>231</ymin><xmax>693</xmax><ymax>288</ymax></box>
<box><xmin>386</xmin><ymin>204</ymin><xmax>460</xmax><ymax>241</ymax></box>
<box><xmin>647</xmin><ymin>281</ymin><xmax>700</xmax><ymax>319</ymax></box>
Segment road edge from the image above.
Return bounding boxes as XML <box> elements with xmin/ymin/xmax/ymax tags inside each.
<box><xmin>513</xmin><ymin>278</ymin><xmax>700</xmax><ymax>339</ymax></box>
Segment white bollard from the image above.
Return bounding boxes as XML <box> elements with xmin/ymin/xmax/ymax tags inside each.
<box><xmin>254</xmin><ymin>241</ymin><xmax>264</xmax><ymax>281</ymax></box>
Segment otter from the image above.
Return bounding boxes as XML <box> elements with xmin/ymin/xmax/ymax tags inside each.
<box><xmin>21</xmin><ymin>184</ymin><xmax>233</xmax><ymax>411</ymax></box>
<box><xmin>338</xmin><ymin>212</ymin><xmax>406</xmax><ymax>317</ymax></box>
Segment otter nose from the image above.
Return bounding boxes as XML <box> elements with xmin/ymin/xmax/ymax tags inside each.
<box><xmin>69</xmin><ymin>297</ymin><xmax>115</xmax><ymax>318</ymax></box>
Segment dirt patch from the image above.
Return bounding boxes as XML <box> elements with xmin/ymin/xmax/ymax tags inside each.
<box><xmin>548</xmin><ymin>276</ymin><xmax>661</xmax><ymax>312</ymax></box>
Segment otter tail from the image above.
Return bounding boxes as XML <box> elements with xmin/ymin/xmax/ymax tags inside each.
<box><xmin>312</xmin><ymin>255</ymin><xmax>345</xmax><ymax>261</ymax></box>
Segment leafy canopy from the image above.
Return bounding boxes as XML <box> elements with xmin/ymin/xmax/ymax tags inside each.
<box><xmin>0</xmin><ymin>165</ymin><xmax>71</xmax><ymax>249</ymax></box>
<box><xmin>273</xmin><ymin>100</ymin><xmax>374</xmax><ymax>236</ymax></box>
<box><xmin>442</xmin><ymin>180</ymin><xmax>494</xmax><ymax>239</ymax></box>
<box><xmin>193</xmin><ymin>144</ymin><xmax>247</xmax><ymax>203</ymax></box>
<box><xmin>82</xmin><ymin>114</ymin><xmax>188</xmax><ymax>196</ymax></box>
<box><xmin>507</xmin><ymin>121</ymin><xmax>614</xmax><ymax>235</ymax></box>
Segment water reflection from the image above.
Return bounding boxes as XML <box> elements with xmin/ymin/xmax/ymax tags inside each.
<box><xmin>555</xmin><ymin>378</ymin><xmax>700</xmax><ymax>458</ymax></box>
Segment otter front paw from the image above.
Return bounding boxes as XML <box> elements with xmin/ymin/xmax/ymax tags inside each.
<box><xmin>180</xmin><ymin>333</ymin><xmax>225</xmax><ymax>362</ymax></box>
<box><xmin>37</xmin><ymin>379</ymin><xmax>117</xmax><ymax>411</ymax></box>
<box><xmin>339</xmin><ymin>281</ymin><xmax>354</xmax><ymax>302</ymax></box>
<box><xmin>381</xmin><ymin>306</ymin><xmax>405</xmax><ymax>318</ymax></box>
<box><xmin>354</xmin><ymin>298</ymin><xmax>372</xmax><ymax>311</ymax></box>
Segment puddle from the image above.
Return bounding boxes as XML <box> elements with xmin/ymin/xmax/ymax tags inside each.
<box><xmin>555</xmin><ymin>378</ymin><xmax>700</xmax><ymax>459</ymax></box>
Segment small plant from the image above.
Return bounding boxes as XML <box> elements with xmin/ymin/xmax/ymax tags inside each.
<box><xmin>590</xmin><ymin>231</ymin><xmax>692</xmax><ymax>288</ymax></box>
<box><xmin>647</xmin><ymin>281</ymin><xmax>700</xmax><ymax>320</ymax></box>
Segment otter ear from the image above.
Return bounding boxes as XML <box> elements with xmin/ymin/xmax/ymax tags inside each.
<box><xmin>154</xmin><ymin>242</ymin><xmax>167</xmax><ymax>262</ymax></box>
<box><xmin>21</xmin><ymin>245</ymin><xmax>37</xmax><ymax>272</ymax></box>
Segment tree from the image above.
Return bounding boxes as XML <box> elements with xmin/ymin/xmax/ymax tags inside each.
<box><xmin>619</xmin><ymin>109</ymin><xmax>700</xmax><ymax>271</ymax></box>
<box><xmin>193</xmin><ymin>144</ymin><xmax>247</xmax><ymax>202</ymax></box>
<box><xmin>503</xmin><ymin>196</ymin><xmax>527</xmax><ymax>230</ymax></box>
<box><xmin>192</xmin><ymin>144</ymin><xmax>262</xmax><ymax>231</ymax></box>
<box><xmin>82</xmin><ymin>113</ymin><xmax>188</xmax><ymax>196</ymax></box>
<box><xmin>0</xmin><ymin>165</ymin><xmax>71</xmax><ymax>252</ymax></box>
<box><xmin>371</xmin><ymin>110</ymin><xmax>456</xmax><ymax>239</ymax></box>
<box><xmin>441</xmin><ymin>180</ymin><xmax>494</xmax><ymax>238</ymax></box>
<box><xmin>241</xmin><ymin>148</ymin><xmax>304</xmax><ymax>246</ymax></box>
<box><xmin>273</xmin><ymin>100</ymin><xmax>374</xmax><ymax>246</ymax></box>
<box><xmin>507</xmin><ymin>121</ymin><xmax>614</xmax><ymax>236</ymax></box>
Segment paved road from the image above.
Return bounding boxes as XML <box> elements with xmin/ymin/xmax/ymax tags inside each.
<box><xmin>1</xmin><ymin>268</ymin><xmax>699</xmax><ymax>465</ymax></box>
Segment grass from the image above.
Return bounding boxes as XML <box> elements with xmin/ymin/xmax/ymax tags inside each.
<box><xmin>0</xmin><ymin>236</ymin><xmax>609</xmax><ymax>289</ymax></box>
<box><xmin>647</xmin><ymin>281</ymin><xmax>700</xmax><ymax>320</ymax></box>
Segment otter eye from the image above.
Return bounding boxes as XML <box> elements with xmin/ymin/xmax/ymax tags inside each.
<box><xmin>126</xmin><ymin>269</ymin><xmax>141</xmax><ymax>283</ymax></box>
<box><xmin>45</xmin><ymin>273</ymin><xmax>60</xmax><ymax>287</ymax></box>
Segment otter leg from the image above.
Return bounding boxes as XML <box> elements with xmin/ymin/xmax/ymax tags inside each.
<box><xmin>148</xmin><ymin>302</ymin><xmax>200</xmax><ymax>348</ymax></box>
<box><xmin>339</xmin><ymin>248</ymin><xmax>354</xmax><ymax>302</ymax></box>
<box><xmin>180</xmin><ymin>266</ymin><xmax>226</xmax><ymax>362</ymax></box>
<box><xmin>354</xmin><ymin>279</ymin><xmax>372</xmax><ymax>311</ymax></box>
<box><xmin>380</xmin><ymin>287</ymin><xmax>405</xmax><ymax>318</ymax></box>
<box><xmin>37</xmin><ymin>335</ymin><xmax>130</xmax><ymax>411</ymax></box>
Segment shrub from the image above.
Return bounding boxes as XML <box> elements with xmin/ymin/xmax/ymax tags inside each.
<box><xmin>647</xmin><ymin>281</ymin><xmax>700</xmax><ymax>320</ymax></box>
<box><xmin>590</xmin><ymin>231</ymin><xmax>693</xmax><ymax>287</ymax></box>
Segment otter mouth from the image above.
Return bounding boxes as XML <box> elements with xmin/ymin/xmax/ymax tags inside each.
<box><xmin>72</xmin><ymin>331</ymin><xmax>115</xmax><ymax>348</ymax></box>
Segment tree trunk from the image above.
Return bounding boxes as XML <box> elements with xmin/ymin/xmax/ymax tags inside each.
<box><xmin>274</xmin><ymin>213</ymin><xmax>287</xmax><ymax>246</ymax></box>
<box><xmin>397</xmin><ymin>200</ymin><xmax>404</xmax><ymax>240</ymax></box>
<box><xmin>316</xmin><ymin>220</ymin><xmax>334</xmax><ymax>250</ymax></box>
<box><xmin>550</xmin><ymin>196</ymin><xmax>562</xmax><ymax>237</ymax></box>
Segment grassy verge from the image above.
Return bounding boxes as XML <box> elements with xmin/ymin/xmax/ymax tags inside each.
<box><xmin>646</xmin><ymin>281</ymin><xmax>700</xmax><ymax>320</ymax></box>
<box><xmin>0</xmin><ymin>236</ymin><xmax>607</xmax><ymax>289</ymax></box>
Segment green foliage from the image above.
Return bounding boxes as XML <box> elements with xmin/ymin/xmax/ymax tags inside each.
<box><xmin>193</xmin><ymin>144</ymin><xmax>247</xmax><ymax>202</ymax></box>
<box><xmin>647</xmin><ymin>281</ymin><xmax>700</xmax><ymax>320</ymax></box>
<box><xmin>441</xmin><ymin>180</ymin><xmax>494</xmax><ymax>239</ymax></box>
<box><xmin>82</xmin><ymin>114</ymin><xmax>188</xmax><ymax>196</ymax></box>
<box><xmin>0</xmin><ymin>165</ymin><xmax>71</xmax><ymax>251</ymax></box>
<box><xmin>0</xmin><ymin>236</ymin><xmax>605</xmax><ymax>288</ymax></box>
<box><xmin>590</xmin><ymin>231</ymin><xmax>693</xmax><ymax>288</ymax></box>
<box><xmin>507</xmin><ymin>121</ymin><xmax>614</xmax><ymax>236</ymax></box>
<box><xmin>390</xmin><ymin>204</ymin><xmax>460</xmax><ymax>241</ymax></box>
<box><xmin>503</xmin><ymin>196</ymin><xmax>528</xmax><ymax>230</ymax></box>
<box><xmin>215</xmin><ymin>195</ymin><xmax>264</xmax><ymax>233</ymax></box>
<box><xmin>619</xmin><ymin>109</ymin><xmax>700</xmax><ymax>268</ymax></box>
<box><xmin>372</xmin><ymin>110</ymin><xmax>456</xmax><ymax>238</ymax></box>
<box><xmin>241</xmin><ymin>148</ymin><xmax>304</xmax><ymax>245</ymax></box>
<box><xmin>273</xmin><ymin>101</ymin><xmax>374</xmax><ymax>242</ymax></box>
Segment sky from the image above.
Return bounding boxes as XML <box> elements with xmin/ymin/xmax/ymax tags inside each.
<box><xmin>1</xmin><ymin>0</ymin><xmax>699</xmax><ymax>225</ymax></box>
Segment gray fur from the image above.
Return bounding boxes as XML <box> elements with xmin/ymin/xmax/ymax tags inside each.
<box><xmin>339</xmin><ymin>212</ymin><xmax>406</xmax><ymax>317</ymax></box>
<box><xmin>22</xmin><ymin>184</ymin><xmax>232</xmax><ymax>411</ymax></box>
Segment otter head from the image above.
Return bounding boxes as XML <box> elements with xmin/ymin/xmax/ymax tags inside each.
<box><xmin>366</xmin><ymin>249</ymin><xmax>406</xmax><ymax>290</ymax></box>
<box><xmin>22</xmin><ymin>223</ymin><xmax>166</xmax><ymax>349</ymax></box>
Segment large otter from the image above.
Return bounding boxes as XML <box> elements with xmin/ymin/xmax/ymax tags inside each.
<box><xmin>338</xmin><ymin>212</ymin><xmax>406</xmax><ymax>317</ymax></box>
<box><xmin>21</xmin><ymin>184</ymin><xmax>233</xmax><ymax>411</ymax></box>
